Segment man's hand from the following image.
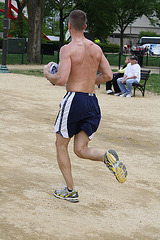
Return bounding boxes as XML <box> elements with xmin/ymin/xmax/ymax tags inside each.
<box><xmin>43</xmin><ymin>62</ymin><xmax>53</xmax><ymax>79</ymax></box>
<box><xmin>121</xmin><ymin>77</ymin><xmax>127</xmax><ymax>83</ymax></box>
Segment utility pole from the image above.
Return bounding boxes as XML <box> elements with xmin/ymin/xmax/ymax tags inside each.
<box><xmin>0</xmin><ymin>0</ymin><xmax>10</xmax><ymax>73</ymax></box>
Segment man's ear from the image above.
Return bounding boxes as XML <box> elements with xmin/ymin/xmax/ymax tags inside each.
<box><xmin>84</xmin><ymin>24</ymin><xmax>87</xmax><ymax>30</ymax></box>
<box><xmin>68</xmin><ymin>22</ymin><xmax>72</xmax><ymax>30</ymax></box>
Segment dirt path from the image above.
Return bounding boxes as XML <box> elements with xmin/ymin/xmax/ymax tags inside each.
<box><xmin>0</xmin><ymin>72</ymin><xmax>160</xmax><ymax>240</ymax></box>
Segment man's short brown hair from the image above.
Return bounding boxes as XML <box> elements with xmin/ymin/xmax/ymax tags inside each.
<box><xmin>69</xmin><ymin>10</ymin><xmax>86</xmax><ymax>31</ymax></box>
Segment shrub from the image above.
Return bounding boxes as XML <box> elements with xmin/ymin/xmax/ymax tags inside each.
<box><xmin>138</xmin><ymin>31</ymin><xmax>160</xmax><ymax>39</ymax></box>
<box><xmin>96</xmin><ymin>42</ymin><xmax>120</xmax><ymax>53</ymax></box>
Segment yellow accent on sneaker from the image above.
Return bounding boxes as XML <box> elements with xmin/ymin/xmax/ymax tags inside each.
<box><xmin>115</xmin><ymin>163</ymin><xmax>127</xmax><ymax>183</ymax></box>
<box><xmin>104</xmin><ymin>150</ymin><xmax>127</xmax><ymax>183</ymax></box>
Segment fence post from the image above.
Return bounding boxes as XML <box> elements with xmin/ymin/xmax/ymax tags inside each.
<box><xmin>118</xmin><ymin>52</ymin><xmax>122</xmax><ymax>69</ymax></box>
<box><xmin>146</xmin><ymin>52</ymin><xmax>148</xmax><ymax>66</ymax></box>
<box><xmin>0</xmin><ymin>0</ymin><xmax>10</xmax><ymax>73</ymax></box>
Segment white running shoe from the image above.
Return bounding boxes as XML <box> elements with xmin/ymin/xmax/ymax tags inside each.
<box><xmin>106</xmin><ymin>90</ymin><xmax>113</xmax><ymax>94</ymax></box>
<box><xmin>114</xmin><ymin>92</ymin><xmax>121</xmax><ymax>96</ymax></box>
<box><xmin>126</xmin><ymin>93</ymin><xmax>132</xmax><ymax>97</ymax></box>
<box><xmin>120</xmin><ymin>92</ymin><xmax>127</xmax><ymax>97</ymax></box>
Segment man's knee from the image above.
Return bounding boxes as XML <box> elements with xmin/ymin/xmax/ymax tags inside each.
<box><xmin>117</xmin><ymin>78</ymin><xmax>122</xmax><ymax>84</ymax></box>
<box><xmin>74</xmin><ymin>144</ymin><xmax>86</xmax><ymax>158</ymax></box>
<box><xmin>74</xmin><ymin>145</ymin><xmax>82</xmax><ymax>158</ymax></box>
<box><xmin>126</xmin><ymin>80</ymin><xmax>132</xmax><ymax>87</ymax></box>
<box><xmin>55</xmin><ymin>136</ymin><xmax>69</xmax><ymax>151</ymax></box>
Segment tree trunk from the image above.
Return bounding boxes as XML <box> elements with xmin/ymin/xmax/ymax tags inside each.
<box><xmin>59</xmin><ymin>8</ymin><xmax>64</xmax><ymax>49</ymax></box>
<box><xmin>27</xmin><ymin>0</ymin><xmax>45</xmax><ymax>63</ymax></box>
<box><xmin>120</xmin><ymin>29</ymin><xmax>124</xmax><ymax>53</ymax></box>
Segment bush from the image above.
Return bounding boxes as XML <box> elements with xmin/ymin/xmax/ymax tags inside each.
<box><xmin>138</xmin><ymin>31</ymin><xmax>160</xmax><ymax>39</ymax></box>
<box><xmin>0</xmin><ymin>37</ymin><xmax>3</xmax><ymax>49</ymax></box>
<box><xmin>96</xmin><ymin>42</ymin><xmax>120</xmax><ymax>53</ymax></box>
<box><xmin>41</xmin><ymin>40</ymin><xmax>60</xmax><ymax>50</ymax></box>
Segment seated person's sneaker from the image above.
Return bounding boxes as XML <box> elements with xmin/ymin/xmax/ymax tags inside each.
<box><xmin>114</xmin><ymin>92</ymin><xmax>121</xmax><ymax>96</ymax></box>
<box><xmin>104</xmin><ymin>150</ymin><xmax>127</xmax><ymax>183</ymax></box>
<box><xmin>106</xmin><ymin>89</ymin><xmax>113</xmax><ymax>94</ymax></box>
<box><xmin>126</xmin><ymin>93</ymin><xmax>132</xmax><ymax>97</ymax></box>
<box><xmin>120</xmin><ymin>92</ymin><xmax>127</xmax><ymax>97</ymax></box>
<box><xmin>54</xmin><ymin>187</ymin><xmax>79</xmax><ymax>203</ymax></box>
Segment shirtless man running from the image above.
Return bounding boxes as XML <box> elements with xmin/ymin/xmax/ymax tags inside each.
<box><xmin>43</xmin><ymin>10</ymin><xmax>127</xmax><ymax>203</ymax></box>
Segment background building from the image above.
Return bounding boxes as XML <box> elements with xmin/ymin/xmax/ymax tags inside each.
<box><xmin>108</xmin><ymin>15</ymin><xmax>160</xmax><ymax>46</ymax></box>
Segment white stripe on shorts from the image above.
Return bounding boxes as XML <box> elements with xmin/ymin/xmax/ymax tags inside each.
<box><xmin>54</xmin><ymin>92</ymin><xmax>75</xmax><ymax>138</ymax></box>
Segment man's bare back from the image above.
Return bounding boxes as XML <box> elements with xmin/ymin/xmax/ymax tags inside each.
<box><xmin>44</xmin><ymin>36</ymin><xmax>112</xmax><ymax>93</ymax></box>
<box><xmin>65</xmin><ymin>38</ymin><xmax>102</xmax><ymax>93</ymax></box>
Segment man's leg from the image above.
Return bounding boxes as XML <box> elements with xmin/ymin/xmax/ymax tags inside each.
<box><xmin>113</xmin><ymin>74</ymin><xmax>121</xmax><ymax>93</ymax></box>
<box><xmin>117</xmin><ymin>77</ymin><xmax>127</xmax><ymax>93</ymax></box>
<box><xmin>74</xmin><ymin>131</ymin><xmax>104</xmax><ymax>161</ymax></box>
<box><xmin>106</xmin><ymin>80</ymin><xmax>112</xmax><ymax>91</ymax></box>
<box><xmin>74</xmin><ymin>131</ymin><xmax>127</xmax><ymax>183</ymax></box>
<box><xmin>55</xmin><ymin>133</ymin><xmax>74</xmax><ymax>190</ymax></box>
<box><xmin>126</xmin><ymin>79</ymin><xmax>139</xmax><ymax>94</ymax></box>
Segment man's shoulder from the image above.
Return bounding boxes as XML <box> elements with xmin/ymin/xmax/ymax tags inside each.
<box><xmin>134</xmin><ymin>63</ymin><xmax>141</xmax><ymax>69</ymax></box>
<box><xmin>126</xmin><ymin>63</ymin><xmax>131</xmax><ymax>68</ymax></box>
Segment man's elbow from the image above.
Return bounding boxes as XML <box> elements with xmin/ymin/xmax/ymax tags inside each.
<box><xmin>105</xmin><ymin>72</ymin><xmax>113</xmax><ymax>82</ymax></box>
<box><xmin>57</xmin><ymin>77</ymin><xmax>67</xmax><ymax>86</ymax></box>
<box><xmin>109</xmin><ymin>72</ymin><xmax>113</xmax><ymax>80</ymax></box>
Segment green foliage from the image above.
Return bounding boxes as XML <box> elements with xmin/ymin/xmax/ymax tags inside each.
<box><xmin>0</xmin><ymin>2</ymin><xmax>5</xmax><ymax>32</ymax></box>
<box><xmin>0</xmin><ymin>37</ymin><xmax>3</xmax><ymax>48</ymax></box>
<box><xmin>9</xmin><ymin>19</ymin><xmax>28</xmax><ymax>38</ymax></box>
<box><xmin>154</xmin><ymin>0</ymin><xmax>160</xmax><ymax>20</ymax></box>
<box><xmin>97</xmin><ymin>43</ymin><xmax>120</xmax><ymax>53</ymax></box>
<box><xmin>78</xmin><ymin>0</ymin><xmax>116</xmax><ymax>39</ymax></box>
<box><xmin>138</xmin><ymin>31</ymin><xmax>160</xmax><ymax>39</ymax></box>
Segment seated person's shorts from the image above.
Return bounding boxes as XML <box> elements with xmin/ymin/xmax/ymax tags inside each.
<box><xmin>55</xmin><ymin>92</ymin><xmax>101</xmax><ymax>139</ymax></box>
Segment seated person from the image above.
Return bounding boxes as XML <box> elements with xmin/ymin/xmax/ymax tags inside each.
<box><xmin>117</xmin><ymin>55</ymin><xmax>141</xmax><ymax>98</ymax></box>
<box><xmin>106</xmin><ymin>56</ymin><xmax>130</xmax><ymax>96</ymax></box>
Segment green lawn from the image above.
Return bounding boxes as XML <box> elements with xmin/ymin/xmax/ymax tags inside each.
<box><xmin>0</xmin><ymin>52</ymin><xmax>58</xmax><ymax>65</ymax></box>
<box><xmin>0</xmin><ymin>51</ymin><xmax>159</xmax><ymax>95</ymax></box>
<box><xmin>0</xmin><ymin>51</ymin><xmax>160</xmax><ymax>67</ymax></box>
<box><xmin>146</xmin><ymin>74</ymin><xmax>160</xmax><ymax>94</ymax></box>
<box><xmin>10</xmin><ymin>69</ymin><xmax>160</xmax><ymax>95</ymax></box>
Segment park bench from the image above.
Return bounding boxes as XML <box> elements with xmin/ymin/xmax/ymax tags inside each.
<box><xmin>132</xmin><ymin>69</ymin><xmax>150</xmax><ymax>97</ymax></box>
<box><xmin>97</xmin><ymin>69</ymin><xmax>150</xmax><ymax>97</ymax></box>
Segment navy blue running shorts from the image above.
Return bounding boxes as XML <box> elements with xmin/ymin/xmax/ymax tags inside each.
<box><xmin>54</xmin><ymin>92</ymin><xmax>101</xmax><ymax>139</ymax></box>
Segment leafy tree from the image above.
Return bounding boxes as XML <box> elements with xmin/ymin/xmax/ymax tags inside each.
<box><xmin>78</xmin><ymin>0</ymin><xmax>116</xmax><ymax>41</ymax></box>
<box><xmin>14</xmin><ymin>0</ymin><xmax>29</xmax><ymax>38</ymax></box>
<box><xmin>153</xmin><ymin>0</ymin><xmax>160</xmax><ymax>24</ymax></box>
<box><xmin>0</xmin><ymin>2</ymin><xmax>5</xmax><ymax>32</ymax></box>
<box><xmin>45</xmin><ymin>0</ymin><xmax>79</xmax><ymax>48</ymax></box>
<box><xmin>27</xmin><ymin>0</ymin><xmax>45</xmax><ymax>63</ymax></box>
<box><xmin>104</xmin><ymin>0</ymin><xmax>157</xmax><ymax>52</ymax></box>
<box><xmin>79</xmin><ymin>0</ymin><xmax>159</xmax><ymax>51</ymax></box>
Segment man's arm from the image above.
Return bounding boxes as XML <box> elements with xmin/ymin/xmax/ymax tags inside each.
<box><xmin>95</xmin><ymin>53</ymin><xmax>113</xmax><ymax>84</ymax></box>
<box><xmin>43</xmin><ymin>45</ymin><xmax>71</xmax><ymax>86</ymax></box>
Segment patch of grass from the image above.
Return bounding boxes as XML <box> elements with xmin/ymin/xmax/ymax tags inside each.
<box><xmin>0</xmin><ymin>51</ymin><xmax>159</xmax><ymax>67</ymax></box>
<box><xmin>0</xmin><ymin>52</ymin><xmax>58</xmax><ymax>65</ymax></box>
<box><xmin>11</xmin><ymin>69</ymin><xmax>44</xmax><ymax>77</ymax></box>
<box><xmin>146</xmin><ymin>74</ymin><xmax>160</xmax><ymax>94</ymax></box>
<box><xmin>10</xmin><ymin>68</ymin><xmax>160</xmax><ymax>95</ymax></box>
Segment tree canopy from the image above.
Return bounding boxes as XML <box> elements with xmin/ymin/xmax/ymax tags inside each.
<box><xmin>79</xmin><ymin>0</ymin><xmax>158</xmax><ymax>51</ymax></box>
